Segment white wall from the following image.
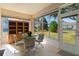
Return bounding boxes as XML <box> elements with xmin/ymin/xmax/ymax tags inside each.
<box><xmin>0</xmin><ymin>7</ymin><xmax>2</xmax><ymax>45</ymax></box>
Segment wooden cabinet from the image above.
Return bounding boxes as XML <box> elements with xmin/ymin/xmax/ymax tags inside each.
<box><xmin>8</xmin><ymin>20</ymin><xmax>29</xmax><ymax>43</ymax></box>
<box><xmin>9</xmin><ymin>21</ymin><xmax>16</xmax><ymax>34</ymax></box>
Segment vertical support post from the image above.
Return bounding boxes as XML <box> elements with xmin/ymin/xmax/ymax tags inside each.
<box><xmin>16</xmin><ymin>21</ymin><xmax>17</xmax><ymax>34</ymax></box>
<box><xmin>41</xmin><ymin>17</ymin><xmax>44</xmax><ymax>34</ymax></box>
<box><xmin>30</xmin><ymin>16</ymin><xmax>35</xmax><ymax>33</ymax></box>
<box><xmin>58</xmin><ymin>8</ymin><xmax>62</xmax><ymax>48</ymax></box>
<box><xmin>76</xmin><ymin>14</ymin><xmax>79</xmax><ymax>53</ymax></box>
<box><xmin>48</xmin><ymin>15</ymin><xmax>51</xmax><ymax>37</ymax></box>
<box><xmin>23</xmin><ymin>22</ymin><xmax>24</xmax><ymax>33</ymax></box>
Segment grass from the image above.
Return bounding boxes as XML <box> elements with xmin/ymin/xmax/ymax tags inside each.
<box><xmin>34</xmin><ymin>30</ymin><xmax>75</xmax><ymax>45</ymax></box>
<box><xmin>43</xmin><ymin>31</ymin><xmax>58</xmax><ymax>39</ymax></box>
<box><xmin>43</xmin><ymin>30</ymin><xmax>75</xmax><ymax>45</ymax></box>
<box><xmin>63</xmin><ymin>30</ymin><xmax>75</xmax><ymax>45</ymax></box>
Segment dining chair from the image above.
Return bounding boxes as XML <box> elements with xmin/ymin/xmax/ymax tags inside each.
<box><xmin>35</xmin><ymin>34</ymin><xmax>44</xmax><ymax>48</ymax></box>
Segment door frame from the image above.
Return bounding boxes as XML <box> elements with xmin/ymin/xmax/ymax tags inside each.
<box><xmin>58</xmin><ymin>8</ymin><xmax>79</xmax><ymax>55</ymax></box>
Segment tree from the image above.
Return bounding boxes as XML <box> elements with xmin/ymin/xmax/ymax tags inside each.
<box><xmin>34</xmin><ymin>19</ymin><xmax>41</xmax><ymax>32</ymax></box>
<box><xmin>34</xmin><ymin>17</ymin><xmax>48</xmax><ymax>32</ymax></box>
<box><xmin>43</xmin><ymin>17</ymin><xmax>48</xmax><ymax>31</ymax></box>
<box><xmin>50</xmin><ymin>21</ymin><xmax>58</xmax><ymax>32</ymax></box>
<box><xmin>39</xmin><ymin>17</ymin><xmax>48</xmax><ymax>31</ymax></box>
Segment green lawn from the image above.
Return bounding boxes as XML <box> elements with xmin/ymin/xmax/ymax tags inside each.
<box><xmin>63</xmin><ymin>30</ymin><xmax>75</xmax><ymax>45</ymax></box>
<box><xmin>44</xmin><ymin>32</ymin><xmax>58</xmax><ymax>39</ymax></box>
<box><xmin>43</xmin><ymin>30</ymin><xmax>76</xmax><ymax>45</ymax></box>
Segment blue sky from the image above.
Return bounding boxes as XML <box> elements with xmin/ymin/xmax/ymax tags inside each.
<box><xmin>44</xmin><ymin>15</ymin><xmax>58</xmax><ymax>24</ymax></box>
<box><xmin>62</xmin><ymin>18</ymin><xmax>76</xmax><ymax>23</ymax></box>
<box><xmin>44</xmin><ymin>15</ymin><xmax>76</xmax><ymax>24</ymax></box>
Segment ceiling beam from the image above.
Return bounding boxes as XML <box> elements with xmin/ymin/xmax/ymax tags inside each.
<box><xmin>34</xmin><ymin>3</ymin><xmax>64</xmax><ymax>18</ymax></box>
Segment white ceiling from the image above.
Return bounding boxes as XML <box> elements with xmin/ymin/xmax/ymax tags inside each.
<box><xmin>0</xmin><ymin>3</ymin><xmax>52</xmax><ymax>15</ymax></box>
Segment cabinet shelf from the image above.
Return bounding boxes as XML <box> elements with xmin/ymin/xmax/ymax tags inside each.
<box><xmin>9</xmin><ymin>28</ymin><xmax>16</xmax><ymax>30</ymax></box>
<box><xmin>17</xmin><ymin>26</ymin><xmax>23</xmax><ymax>27</ymax></box>
<box><xmin>17</xmin><ymin>29</ymin><xmax>23</xmax><ymax>30</ymax></box>
<box><xmin>24</xmin><ymin>29</ymin><xmax>28</xmax><ymax>30</ymax></box>
<box><xmin>9</xmin><ymin>25</ymin><xmax>16</xmax><ymax>27</ymax></box>
<box><xmin>24</xmin><ymin>25</ymin><xmax>29</xmax><ymax>27</ymax></box>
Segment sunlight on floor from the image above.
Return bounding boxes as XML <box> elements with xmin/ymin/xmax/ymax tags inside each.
<box><xmin>41</xmin><ymin>41</ymin><xmax>47</xmax><ymax>44</ymax></box>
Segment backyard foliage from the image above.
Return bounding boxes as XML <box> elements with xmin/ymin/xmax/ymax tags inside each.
<box><xmin>50</xmin><ymin>21</ymin><xmax>58</xmax><ymax>32</ymax></box>
<box><xmin>34</xmin><ymin>17</ymin><xmax>48</xmax><ymax>32</ymax></box>
<box><xmin>42</xmin><ymin>17</ymin><xmax>48</xmax><ymax>31</ymax></box>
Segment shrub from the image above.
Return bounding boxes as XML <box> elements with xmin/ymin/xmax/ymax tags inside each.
<box><xmin>50</xmin><ymin>21</ymin><xmax>58</xmax><ymax>32</ymax></box>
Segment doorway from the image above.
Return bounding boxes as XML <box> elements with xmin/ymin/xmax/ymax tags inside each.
<box><xmin>62</xmin><ymin>16</ymin><xmax>77</xmax><ymax>45</ymax></box>
<box><xmin>59</xmin><ymin>15</ymin><xmax>79</xmax><ymax>55</ymax></box>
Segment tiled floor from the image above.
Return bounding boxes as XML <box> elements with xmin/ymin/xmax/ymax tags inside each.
<box><xmin>11</xmin><ymin>43</ymin><xmax>60</xmax><ymax>56</ymax></box>
<box><xmin>1</xmin><ymin>36</ymin><xmax>76</xmax><ymax>56</ymax></box>
<box><xmin>2</xmin><ymin>37</ymin><xmax>61</xmax><ymax>56</ymax></box>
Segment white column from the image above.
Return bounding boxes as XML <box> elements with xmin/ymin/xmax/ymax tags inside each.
<box><xmin>31</xmin><ymin>19</ymin><xmax>34</xmax><ymax>33</ymax></box>
<box><xmin>0</xmin><ymin>7</ymin><xmax>2</xmax><ymax>46</ymax></box>
<box><xmin>58</xmin><ymin>8</ymin><xmax>62</xmax><ymax>48</ymax></box>
<box><xmin>30</xmin><ymin>16</ymin><xmax>35</xmax><ymax>33</ymax></box>
<box><xmin>48</xmin><ymin>15</ymin><xmax>51</xmax><ymax>37</ymax></box>
<box><xmin>41</xmin><ymin>17</ymin><xmax>44</xmax><ymax>34</ymax></box>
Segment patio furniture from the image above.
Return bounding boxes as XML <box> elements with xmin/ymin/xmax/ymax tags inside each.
<box><xmin>33</xmin><ymin>34</ymin><xmax>38</xmax><ymax>40</ymax></box>
<box><xmin>22</xmin><ymin>31</ymin><xmax>35</xmax><ymax>52</ymax></box>
<box><xmin>35</xmin><ymin>34</ymin><xmax>44</xmax><ymax>48</ymax></box>
<box><xmin>24</xmin><ymin>37</ymin><xmax>35</xmax><ymax>51</ymax></box>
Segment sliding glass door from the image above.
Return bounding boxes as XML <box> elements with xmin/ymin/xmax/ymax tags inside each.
<box><xmin>62</xmin><ymin>16</ymin><xmax>77</xmax><ymax>45</ymax></box>
<box><xmin>59</xmin><ymin>4</ymin><xmax>79</xmax><ymax>55</ymax></box>
<box><xmin>34</xmin><ymin>12</ymin><xmax>59</xmax><ymax>40</ymax></box>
